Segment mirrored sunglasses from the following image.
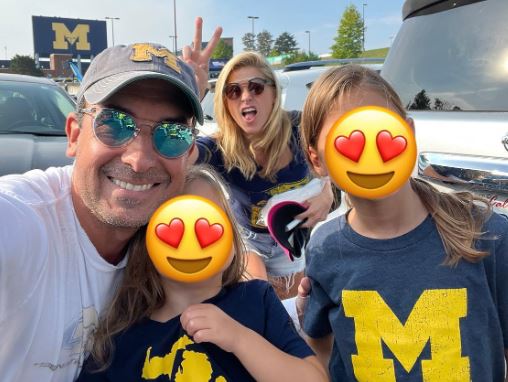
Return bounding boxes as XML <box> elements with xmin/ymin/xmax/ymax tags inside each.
<box><xmin>81</xmin><ymin>107</ymin><xmax>198</xmax><ymax>159</ymax></box>
<box><xmin>223</xmin><ymin>77</ymin><xmax>275</xmax><ymax>100</ymax></box>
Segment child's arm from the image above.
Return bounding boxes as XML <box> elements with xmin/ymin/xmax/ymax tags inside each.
<box><xmin>181</xmin><ymin>303</ymin><xmax>328</xmax><ymax>382</ymax></box>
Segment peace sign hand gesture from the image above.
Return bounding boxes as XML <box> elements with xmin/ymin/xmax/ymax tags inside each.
<box><xmin>182</xmin><ymin>17</ymin><xmax>223</xmax><ymax>100</ymax></box>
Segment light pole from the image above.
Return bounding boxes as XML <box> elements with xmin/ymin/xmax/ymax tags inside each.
<box><xmin>4</xmin><ymin>46</ymin><xmax>6</xmax><ymax>60</ymax></box>
<box><xmin>173</xmin><ymin>0</ymin><xmax>178</xmax><ymax>55</ymax></box>
<box><xmin>247</xmin><ymin>16</ymin><xmax>259</xmax><ymax>36</ymax></box>
<box><xmin>362</xmin><ymin>3</ymin><xmax>367</xmax><ymax>51</ymax></box>
<box><xmin>169</xmin><ymin>35</ymin><xmax>176</xmax><ymax>54</ymax></box>
<box><xmin>305</xmin><ymin>30</ymin><xmax>311</xmax><ymax>55</ymax></box>
<box><xmin>105</xmin><ymin>17</ymin><xmax>120</xmax><ymax>47</ymax></box>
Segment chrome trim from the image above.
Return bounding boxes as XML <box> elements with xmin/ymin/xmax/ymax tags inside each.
<box><xmin>418</xmin><ymin>152</ymin><xmax>508</xmax><ymax>193</ymax></box>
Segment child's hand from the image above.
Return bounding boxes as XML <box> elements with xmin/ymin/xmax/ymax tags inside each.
<box><xmin>296</xmin><ymin>276</ymin><xmax>311</xmax><ymax>327</ymax></box>
<box><xmin>180</xmin><ymin>303</ymin><xmax>246</xmax><ymax>353</ymax></box>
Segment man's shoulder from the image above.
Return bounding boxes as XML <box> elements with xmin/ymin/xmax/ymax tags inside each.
<box><xmin>0</xmin><ymin>165</ymin><xmax>73</xmax><ymax>206</ymax></box>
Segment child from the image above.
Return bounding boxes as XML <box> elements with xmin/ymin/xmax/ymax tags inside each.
<box><xmin>77</xmin><ymin>165</ymin><xmax>327</xmax><ymax>382</ymax></box>
<box><xmin>299</xmin><ymin>65</ymin><xmax>508</xmax><ymax>381</ymax></box>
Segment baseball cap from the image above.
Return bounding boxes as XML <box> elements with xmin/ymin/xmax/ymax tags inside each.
<box><xmin>77</xmin><ymin>42</ymin><xmax>203</xmax><ymax>124</ymax></box>
<box><xmin>267</xmin><ymin>201</ymin><xmax>309</xmax><ymax>262</ymax></box>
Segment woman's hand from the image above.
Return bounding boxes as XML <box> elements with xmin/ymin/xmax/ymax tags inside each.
<box><xmin>295</xmin><ymin>178</ymin><xmax>334</xmax><ymax>228</ymax></box>
<box><xmin>182</xmin><ymin>17</ymin><xmax>223</xmax><ymax>100</ymax></box>
<box><xmin>180</xmin><ymin>303</ymin><xmax>246</xmax><ymax>353</ymax></box>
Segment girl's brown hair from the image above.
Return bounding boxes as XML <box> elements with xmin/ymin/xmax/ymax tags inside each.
<box><xmin>214</xmin><ymin>51</ymin><xmax>292</xmax><ymax>181</ymax></box>
<box><xmin>300</xmin><ymin>64</ymin><xmax>491</xmax><ymax>266</ymax></box>
<box><xmin>88</xmin><ymin>164</ymin><xmax>246</xmax><ymax>370</ymax></box>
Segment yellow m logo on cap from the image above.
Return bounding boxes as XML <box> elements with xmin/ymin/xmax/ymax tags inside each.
<box><xmin>343</xmin><ymin>288</ymin><xmax>470</xmax><ymax>381</ymax></box>
<box><xmin>130</xmin><ymin>43</ymin><xmax>181</xmax><ymax>73</ymax></box>
<box><xmin>52</xmin><ymin>23</ymin><xmax>91</xmax><ymax>50</ymax></box>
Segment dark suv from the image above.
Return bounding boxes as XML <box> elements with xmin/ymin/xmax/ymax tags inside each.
<box><xmin>381</xmin><ymin>0</ymin><xmax>508</xmax><ymax>215</ymax></box>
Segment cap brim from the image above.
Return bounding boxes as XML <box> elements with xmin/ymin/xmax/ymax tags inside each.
<box><xmin>82</xmin><ymin>71</ymin><xmax>204</xmax><ymax>125</ymax></box>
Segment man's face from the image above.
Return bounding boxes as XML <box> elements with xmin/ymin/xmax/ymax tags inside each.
<box><xmin>67</xmin><ymin>79</ymin><xmax>194</xmax><ymax>228</ymax></box>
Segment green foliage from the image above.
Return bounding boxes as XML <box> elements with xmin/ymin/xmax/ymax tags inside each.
<box><xmin>242</xmin><ymin>32</ymin><xmax>256</xmax><ymax>51</ymax></box>
<box><xmin>211</xmin><ymin>39</ymin><xmax>233</xmax><ymax>59</ymax></box>
<box><xmin>282</xmin><ymin>50</ymin><xmax>320</xmax><ymax>66</ymax></box>
<box><xmin>256</xmin><ymin>30</ymin><xmax>274</xmax><ymax>56</ymax></box>
<box><xmin>273</xmin><ymin>32</ymin><xmax>298</xmax><ymax>55</ymax></box>
<box><xmin>9</xmin><ymin>55</ymin><xmax>44</xmax><ymax>77</ymax></box>
<box><xmin>330</xmin><ymin>4</ymin><xmax>363</xmax><ymax>58</ymax></box>
<box><xmin>359</xmin><ymin>47</ymin><xmax>389</xmax><ymax>58</ymax></box>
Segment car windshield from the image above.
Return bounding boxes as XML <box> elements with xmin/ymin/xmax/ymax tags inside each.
<box><xmin>0</xmin><ymin>80</ymin><xmax>75</xmax><ymax>134</ymax></box>
<box><xmin>382</xmin><ymin>0</ymin><xmax>508</xmax><ymax>112</ymax></box>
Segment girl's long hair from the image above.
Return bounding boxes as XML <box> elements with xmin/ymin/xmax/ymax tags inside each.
<box><xmin>300</xmin><ymin>64</ymin><xmax>491</xmax><ymax>266</ymax></box>
<box><xmin>214</xmin><ymin>51</ymin><xmax>292</xmax><ymax>181</ymax></box>
<box><xmin>88</xmin><ymin>165</ymin><xmax>246</xmax><ymax>370</ymax></box>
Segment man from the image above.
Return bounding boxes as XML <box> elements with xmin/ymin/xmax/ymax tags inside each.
<box><xmin>0</xmin><ymin>18</ymin><xmax>220</xmax><ymax>381</ymax></box>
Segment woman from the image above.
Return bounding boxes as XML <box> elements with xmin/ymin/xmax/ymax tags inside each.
<box><xmin>190</xmin><ymin>52</ymin><xmax>333</xmax><ymax>299</ymax></box>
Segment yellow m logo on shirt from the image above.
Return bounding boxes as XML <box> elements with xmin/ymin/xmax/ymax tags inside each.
<box><xmin>343</xmin><ymin>289</ymin><xmax>470</xmax><ymax>381</ymax></box>
<box><xmin>52</xmin><ymin>23</ymin><xmax>91</xmax><ymax>50</ymax></box>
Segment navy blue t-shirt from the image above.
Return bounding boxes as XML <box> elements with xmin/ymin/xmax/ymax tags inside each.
<box><xmin>196</xmin><ymin>111</ymin><xmax>311</xmax><ymax>233</ymax></box>
<box><xmin>78</xmin><ymin>280</ymin><xmax>313</xmax><ymax>381</ymax></box>
<box><xmin>304</xmin><ymin>212</ymin><xmax>508</xmax><ymax>381</ymax></box>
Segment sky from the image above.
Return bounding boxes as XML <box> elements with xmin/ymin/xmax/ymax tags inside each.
<box><xmin>0</xmin><ymin>0</ymin><xmax>405</xmax><ymax>59</ymax></box>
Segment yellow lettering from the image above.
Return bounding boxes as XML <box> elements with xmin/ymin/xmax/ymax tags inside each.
<box><xmin>130</xmin><ymin>43</ymin><xmax>181</xmax><ymax>73</ymax></box>
<box><xmin>141</xmin><ymin>334</ymin><xmax>227</xmax><ymax>381</ymax></box>
<box><xmin>343</xmin><ymin>289</ymin><xmax>469</xmax><ymax>381</ymax></box>
<box><xmin>52</xmin><ymin>23</ymin><xmax>90</xmax><ymax>50</ymax></box>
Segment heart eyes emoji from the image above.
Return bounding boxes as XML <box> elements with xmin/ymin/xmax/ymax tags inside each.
<box><xmin>334</xmin><ymin>129</ymin><xmax>407</xmax><ymax>162</ymax></box>
<box><xmin>155</xmin><ymin>218</ymin><xmax>224</xmax><ymax>249</ymax></box>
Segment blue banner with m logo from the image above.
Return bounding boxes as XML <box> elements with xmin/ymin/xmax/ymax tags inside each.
<box><xmin>32</xmin><ymin>16</ymin><xmax>107</xmax><ymax>59</ymax></box>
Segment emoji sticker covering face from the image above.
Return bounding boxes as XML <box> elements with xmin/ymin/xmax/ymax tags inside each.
<box><xmin>325</xmin><ymin>106</ymin><xmax>417</xmax><ymax>199</ymax></box>
<box><xmin>146</xmin><ymin>195</ymin><xmax>233</xmax><ymax>283</ymax></box>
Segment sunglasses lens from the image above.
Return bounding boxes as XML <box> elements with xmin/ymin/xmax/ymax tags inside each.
<box><xmin>248</xmin><ymin>81</ymin><xmax>265</xmax><ymax>95</ymax></box>
<box><xmin>94</xmin><ymin>110</ymin><xmax>136</xmax><ymax>147</ymax></box>
<box><xmin>153</xmin><ymin>123</ymin><xmax>195</xmax><ymax>158</ymax></box>
<box><xmin>224</xmin><ymin>84</ymin><xmax>242</xmax><ymax>100</ymax></box>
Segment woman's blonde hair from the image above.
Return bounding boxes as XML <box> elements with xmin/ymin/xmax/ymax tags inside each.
<box><xmin>214</xmin><ymin>51</ymin><xmax>292</xmax><ymax>180</ymax></box>
<box><xmin>88</xmin><ymin>165</ymin><xmax>246</xmax><ymax>370</ymax></box>
<box><xmin>300</xmin><ymin>64</ymin><xmax>491</xmax><ymax>266</ymax></box>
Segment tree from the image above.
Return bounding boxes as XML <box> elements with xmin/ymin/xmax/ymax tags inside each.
<box><xmin>330</xmin><ymin>4</ymin><xmax>363</xmax><ymax>59</ymax></box>
<box><xmin>256</xmin><ymin>30</ymin><xmax>274</xmax><ymax>57</ymax></box>
<box><xmin>282</xmin><ymin>50</ymin><xmax>320</xmax><ymax>66</ymax></box>
<box><xmin>242</xmin><ymin>33</ymin><xmax>256</xmax><ymax>51</ymax></box>
<box><xmin>273</xmin><ymin>32</ymin><xmax>298</xmax><ymax>55</ymax></box>
<box><xmin>407</xmin><ymin>89</ymin><xmax>431</xmax><ymax>110</ymax></box>
<box><xmin>9</xmin><ymin>55</ymin><xmax>44</xmax><ymax>77</ymax></box>
<box><xmin>211</xmin><ymin>39</ymin><xmax>233</xmax><ymax>59</ymax></box>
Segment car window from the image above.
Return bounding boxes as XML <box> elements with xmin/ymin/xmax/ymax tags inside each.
<box><xmin>382</xmin><ymin>0</ymin><xmax>508</xmax><ymax>112</ymax></box>
<box><xmin>0</xmin><ymin>80</ymin><xmax>75</xmax><ymax>134</ymax></box>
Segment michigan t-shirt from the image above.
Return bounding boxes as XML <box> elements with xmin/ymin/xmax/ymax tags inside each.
<box><xmin>304</xmin><ymin>212</ymin><xmax>508</xmax><ymax>381</ymax></box>
<box><xmin>78</xmin><ymin>280</ymin><xmax>313</xmax><ymax>381</ymax></box>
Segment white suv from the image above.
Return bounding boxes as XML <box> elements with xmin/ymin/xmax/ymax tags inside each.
<box><xmin>382</xmin><ymin>0</ymin><xmax>508</xmax><ymax>215</ymax></box>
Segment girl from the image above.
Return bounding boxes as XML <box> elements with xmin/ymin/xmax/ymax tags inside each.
<box><xmin>77</xmin><ymin>165</ymin><xmax>328</xmax><ymax>382</ymax></box>
<box><xmin>299</xmin><ymin>65</ymin><xmax>508</xmax><ymax>381</ymax></box>
<box><xmin>190</xmin><ymin>52</ymin><xmax>334</xmax><ymax>299</ymax></box>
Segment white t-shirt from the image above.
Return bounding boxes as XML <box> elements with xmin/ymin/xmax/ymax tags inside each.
<box><xmin>0</xmin><ymin>166</ymin><xmax>127</xmax><ymax>382</ymax></box>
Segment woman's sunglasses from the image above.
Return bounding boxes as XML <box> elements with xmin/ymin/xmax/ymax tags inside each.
<box><xmin>81</xmin><ymin>107</ymin><xmax>198</xmax><ymax>159</ymax></box>
<box><xmin>223</xmin><ymin>77</ymin><xmax>275</xmax><ymax>100</ymax></box>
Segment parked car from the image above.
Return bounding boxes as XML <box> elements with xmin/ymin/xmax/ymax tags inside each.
<box><xmin>0</xmin><ymin>73</ymin><xmax>75</xmax><ymax>176</ymax></box>
<box><xmin>381</xmin><ymin>0</ymin><xmax>508</xmax><ymax>215</ymax></box>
